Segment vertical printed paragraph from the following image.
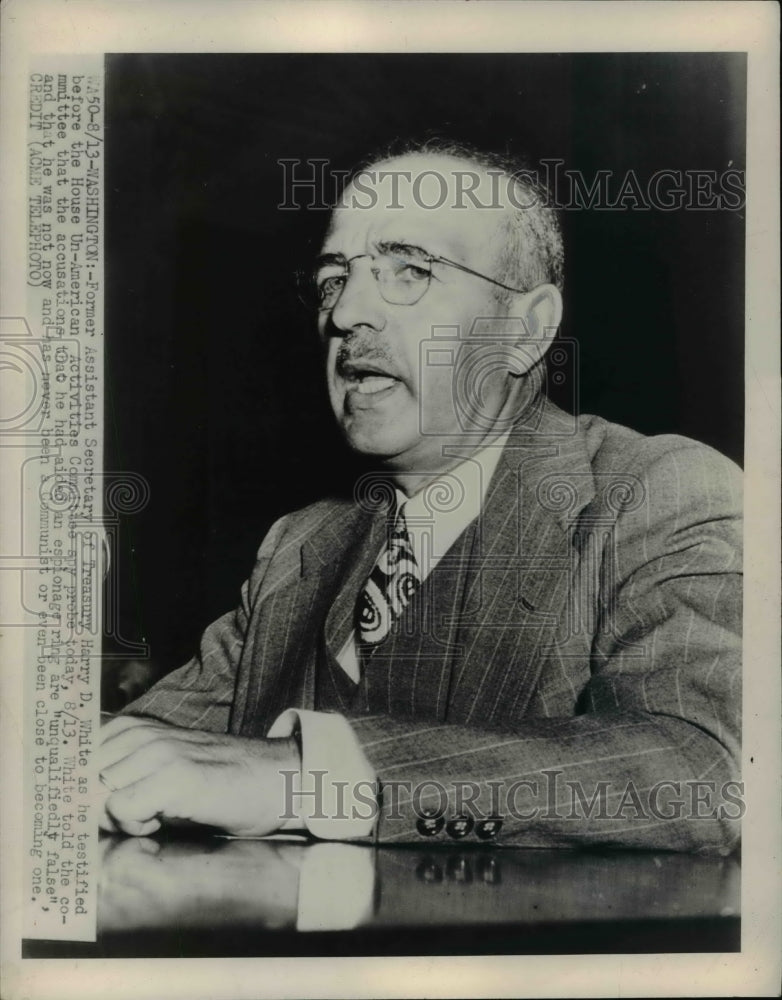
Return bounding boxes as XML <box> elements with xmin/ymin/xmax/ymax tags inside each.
<box><xmin>9</xmin><ymin>60</ymin><xmax>104</xmax><ymax>942</ymax></box>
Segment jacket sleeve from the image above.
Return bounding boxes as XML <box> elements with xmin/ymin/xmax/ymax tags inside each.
<box><xmin>119</xmin><ymin>515</ymin><xmax>290</xmax><ymax>731</ymax></box>
<box><xmin>344</xmin><ymin>441</ymin><xmax>743</xmax><ymax>854</ymax></box>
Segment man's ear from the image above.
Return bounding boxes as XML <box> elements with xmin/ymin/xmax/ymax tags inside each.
<box><xmin>508</xmin><ymin>284</ymin><xmax>563</xmax><ymax>375</ymax></box>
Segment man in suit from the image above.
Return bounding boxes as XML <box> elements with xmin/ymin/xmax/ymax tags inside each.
<box><xmin>99</xmin><ymin>142</ymin><xmax>743</xmax><ymax>852</ymax></box>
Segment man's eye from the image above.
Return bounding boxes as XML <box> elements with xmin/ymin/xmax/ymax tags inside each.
<box><xmin>317</xmin><ymin>274</ymin><xmax>347</xmax><ymax>300</ymax></box>
<box><xmin>398</xmin><ymin>263</ymin><xmax>431</xmax><ymax>282</ymax></box>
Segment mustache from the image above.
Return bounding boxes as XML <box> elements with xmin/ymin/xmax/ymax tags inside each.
<box><xmin>335</xmin><ymin>341</ymin><xmax>396</xmax><ymax>377</ymax></box>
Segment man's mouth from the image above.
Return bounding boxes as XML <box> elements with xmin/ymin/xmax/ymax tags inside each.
<box><xmin>339</xmin><ymin>363</ymin><xmax>401</xmax><ymax>396</ymax></box>
<box><xmin>352</xmin><ymin>374</ymin><xmax>398</xmax><ymax>395</ymax></box>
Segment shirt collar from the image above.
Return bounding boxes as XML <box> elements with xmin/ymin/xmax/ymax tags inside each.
<box><xmin>394</xmin><ymin>431</ymin><xmax>510</xmax><ymax>574</ymax></box>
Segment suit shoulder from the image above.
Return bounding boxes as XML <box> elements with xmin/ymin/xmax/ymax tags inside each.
<box><xmin>269</xmin><ymin>495</ymin><xmax>357</xmax><ymax>541</ymax></box>
<box><xmin>577</xmin><ymin>413</ymin><xmax>743</xmax><ymax>519</ymax></box>
<box><xmin>281</xmin><ymin>494</ymin><xmax>356</xmax><ymax>524</ymax></box>
<box><xmin>579</xmin><ymin>412</ymin><xmax>742</xmax><ymax>478</ymax></box>
<box><xmin>249</xmin><ymin>496</ymin><xmax>358</xmax><ymax>586</ymax></box>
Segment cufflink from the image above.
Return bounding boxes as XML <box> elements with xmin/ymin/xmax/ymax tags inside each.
<box><xmin>416</xmin><ymin>810</ymin><xmax>445</xmax><ymax>837</ymax></box>
<box><xmin>475</xmin><ymin>817</ymin><xmax>503</xmax><ymax>840</ymax></box>
<box><xmin>445</xmin><ymin>815</ymin><xmax>474</xmax><ymax>839</ymax></box>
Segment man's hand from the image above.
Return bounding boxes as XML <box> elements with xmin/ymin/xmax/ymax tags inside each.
<box><xmin>98</xmin><ymin>715</ymin><xmax>301</xmax><ymax>837</ymax></box>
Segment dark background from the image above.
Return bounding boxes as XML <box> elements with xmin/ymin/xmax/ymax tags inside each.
<box><xmin>104</xmin><ymin>53</ymin><xmax>746</xmax><ymax>680</ymax></box>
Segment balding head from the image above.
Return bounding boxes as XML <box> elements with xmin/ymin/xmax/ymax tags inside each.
<box><xmin>337</xmin><ymin>140</ymin><xmax>564</xmax><ymax>299</ymax></box>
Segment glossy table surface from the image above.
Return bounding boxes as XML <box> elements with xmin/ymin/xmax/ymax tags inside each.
<box><xmin>25</xmin><ymin>833</ymin><xmax>740</xmax><ymax>957</ymax></box>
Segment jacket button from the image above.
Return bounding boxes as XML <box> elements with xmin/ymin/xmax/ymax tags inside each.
<box><xmin>416</xmin><ymin>811</ymin><xmax>445</xmax><ymax>837</ymax></box>
<box><xmin>475</xmin><ymin>817</ymin><xmax>503</xmax><ymax>840</ymax></box>
<box><xmin>445</xmin><ymin>815</ymin><xmax>474</xmax><ymax>839</ymax></box>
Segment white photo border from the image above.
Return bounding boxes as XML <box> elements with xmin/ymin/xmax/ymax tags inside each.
<box><xmin>1</xmin><ymin>2</ymin><xmax>779</xmax><ymax>998</ymax></box>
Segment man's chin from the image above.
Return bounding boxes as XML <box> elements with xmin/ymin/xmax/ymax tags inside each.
<box><xmin>336</xmin><ymin>401</ymin><xmax>408</xmax><ymax>454</ymax></box>
<box><xmin>342</xmin><ymin>429</ymin><xmax>408</xmax><ymax>461</ymax></box>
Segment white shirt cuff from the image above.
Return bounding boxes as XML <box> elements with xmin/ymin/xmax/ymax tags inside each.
<box><xmin>267</xmin><ymin>708</ymin><xmax>378</xmax><ymax>840</ymax></box>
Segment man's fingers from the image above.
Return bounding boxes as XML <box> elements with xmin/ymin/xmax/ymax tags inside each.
<box><xmin>100</xmin><ymin>713</ymin><xmax>153</xmax><ymax>742</ymax></box>
<box><xmin>100</xmin><ymin>738</ymin><xmax>181</xmax><ymax>792</ymax></box>
<box><xmin>95</xmin><ymin>772</ymin><xmax>120</xmax><ymax>832</ymax></box>
<box><xmin>104</xmin><ymin>777</ymin><xmax>165</xmax><ymax>836</ymax></box>
<box><xmin>98</xmin><ymin>809</ymin><xmax>120</xmax><ymax>833</ymax></box>
<box><xmin>111</xmin><ymin>817</ymin><xmax>162</xmax><ymax>838</ymax></box>
<box><xmin>98</xmin><ymin>728</ymin><xmax>290</xmax><ymax>838</ymax></box>
<box><xmin>99</xmin><ymin>717</ymin><xmax>209</xmax><ymax>771</ymax></box>
<box><xmin>102</xmin><ymin>812</ymin><xmax>162</xmax><ymax>837</ymax></box>
<box><xmin>99</xmin><ymin>718</ymin><xmax>180</xmax><ymax>771</ymax></box>
<box><xmin>104</xmin><ymin>763</ymin><xmax>200</xmax><ymax>833</ymax></box>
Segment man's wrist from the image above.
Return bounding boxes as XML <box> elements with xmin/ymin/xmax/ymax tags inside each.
<box><xmin>275</xmin><ymin>730</ymin><xmax>305</xmax><ymax>831</ymax></box>
<box><xmin>274</xmin><ymin>732</ymin><xmax>302</xmax><ymax>770</ymax></box>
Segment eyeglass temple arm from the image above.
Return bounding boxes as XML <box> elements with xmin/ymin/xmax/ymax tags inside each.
<box><xmin>433</xmin><ymin>254</ymin><xmax>528</xmax><ymax>295</ymax></box>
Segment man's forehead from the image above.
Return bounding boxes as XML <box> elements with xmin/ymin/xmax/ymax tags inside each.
<box><xmin>323</xmin><ymin>153</ymin><xmax>509</xmax><ymax>260</ymax></box>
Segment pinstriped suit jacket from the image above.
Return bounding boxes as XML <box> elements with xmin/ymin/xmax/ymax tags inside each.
<box><xmin>126</xmin><ymin>396</ymin><xmax>743</xmax><ymax>852</ymax></box>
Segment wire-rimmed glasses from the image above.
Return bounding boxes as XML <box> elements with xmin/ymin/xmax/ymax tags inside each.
<box><xmin>298</xmin><ymin>240</ymin><xmax>528</xmax><ymax>311</ymax></box>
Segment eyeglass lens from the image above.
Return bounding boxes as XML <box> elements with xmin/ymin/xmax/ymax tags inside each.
<box><xmin>312</xmin><ymin>248</ymin><xmax>433</xmax><ymax>309</ymax></box>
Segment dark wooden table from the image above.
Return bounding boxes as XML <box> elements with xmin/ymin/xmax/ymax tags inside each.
<box><xmin>25</xmin><ymin>833</ymin><xmax>740</xmax><ymax>957</ymax></box>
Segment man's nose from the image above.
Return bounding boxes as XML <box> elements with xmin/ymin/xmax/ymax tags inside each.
<box><xmin>328</xmin><ymin>260</ymin><xmax>386</xmax><ymax>334</ymax></box>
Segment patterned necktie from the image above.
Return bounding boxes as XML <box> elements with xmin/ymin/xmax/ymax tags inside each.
<box><xmin>357</xmin><ymin>503</ymin><xmax>421</xmax><ymax>647</ymax></box>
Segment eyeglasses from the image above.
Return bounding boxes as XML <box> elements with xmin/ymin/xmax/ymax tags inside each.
<box><xmin>299</xmin><ymin>240</ymin><xmax>528</xmax><ymax>311</ymax></box>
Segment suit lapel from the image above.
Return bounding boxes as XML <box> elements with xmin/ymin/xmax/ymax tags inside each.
<box><xmin>318</xmin><ymin>505</ymin><xmax>390</xmax><ymax>662</ymax></box>
<box><xmin>449</xmin><ymin>396</ymin><xmax>596</xmax><ymax>725</ymax></box>
<box><xmin>233</xmin><ymin>499</ymin><xmax>385</xmax><ymax>736</ymax></box>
